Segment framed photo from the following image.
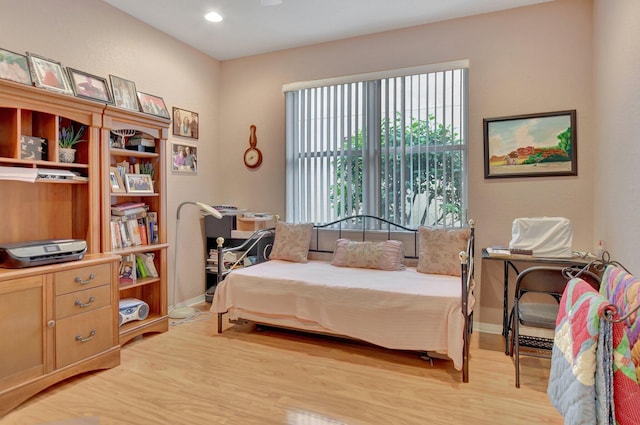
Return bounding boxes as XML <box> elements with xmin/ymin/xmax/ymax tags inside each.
<box><xmin>109</xmin><ymin>75</ymin><xmax>139</xmax><ymax>111</ymax></box>
<box><xmin>172</xmin><ymin>107</ymin><xmax>199</xmax><ymax>139</ymax></box>
<box><xmin>124</xmin><ymin>173</ymin><xmax>154</xmax><ymax>193</ymax></box>
<box><xmin>109</xmin><ymin>167</ymin><xmax>126</xmax><ymax>193</ymax></box>
<box><xmin>171</xmin><ymin>142</ymin><xmax>198</xmax><ymax>174</ymax></box>
<box><xmin>67</xmin><ymin>68</ymin><xmax>113</xmax><ymax>104</ymax></box>
<box><xmin>26</xmin><ymin>52</ymin><xmax>73</xmax><ymax>95</ymax></box>
<box><xmin>483</xmin><ymin>110</ymin><xmax>577</xmax><ymax>179</ymax></box>
<box><xmin>137</xmin><ymin>91</ymin><xmax>170</xmax><ymax>118</ymax></box>
<box><xmin>0</xmin><ymin>48</ymin><xmax>32</xmax><ymax>85</ymax></box>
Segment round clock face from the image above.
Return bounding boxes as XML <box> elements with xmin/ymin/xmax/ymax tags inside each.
<box><xmin>244</xmin><ymin>147</ymin><xmax>262</xmax><ymax>168</ymax></box>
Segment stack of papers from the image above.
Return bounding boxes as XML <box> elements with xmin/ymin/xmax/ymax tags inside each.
<box><xmin>0</xmin><ymin>166</ymin><xmax>38</xmax><ymax>182</ymax></box>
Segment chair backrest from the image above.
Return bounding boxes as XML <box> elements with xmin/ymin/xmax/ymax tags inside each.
<box><xmin>515</xmin><ymin>265</ymin><xmax>601</xmax><ymax>298</ymax></box>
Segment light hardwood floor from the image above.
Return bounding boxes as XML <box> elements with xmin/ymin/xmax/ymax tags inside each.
<box><xmin>2</xmin><ymin>304</ymin><xmax>563</xmax><ymax>425</ymax></box>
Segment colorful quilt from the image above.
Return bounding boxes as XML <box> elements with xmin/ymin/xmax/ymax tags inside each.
<box><xmin>547</xmin><ymin>277</ymin><xmax>611</xmax><ymax>424</ymax></box>
<box><xmin>547</xmin><ymin>272</ymin><xmax>640</xmax><ymax>425</ymax></box>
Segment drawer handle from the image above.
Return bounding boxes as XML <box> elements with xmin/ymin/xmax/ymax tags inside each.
<box><xmin>75</xmin><ymin>273</ymin><xmax>96</xmax><ymax>285</ymax></box>
<box><xmin>75</xmin><ymin>296</ymin><xmax>95</xmax><ymax>308</ymax></box>
<box><xmin>75</xmin><ymin>330</ymin><xmax>96</xmax><ymax>343</ymax></box>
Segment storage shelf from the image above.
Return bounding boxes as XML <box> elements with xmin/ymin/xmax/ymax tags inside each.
<box><xmin>118</xmin><ymin>276</ymin><xmax>160</xmax><ymax>291</ymax></box>
<box><xmin>110</xmin><ymin>148</ymin><xmax>159</xmax><ymax>159</ymax></box>
<box><xmin>107</xmin><ymin>243</ymin><xmax>169</xmax><ymax>256</ymax></box>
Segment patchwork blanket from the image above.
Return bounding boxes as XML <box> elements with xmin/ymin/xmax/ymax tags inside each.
<box><xmin>547</xmin><ymin>278</ymin><xmax>611</xmax><ymax>424</ymax></box>
<box><xmin>547</xmin><ymin>273</ymin><xmax>640</xmax><ymax>425</ymax></box>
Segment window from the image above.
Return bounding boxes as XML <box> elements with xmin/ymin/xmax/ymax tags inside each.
<box><xmin>284</xmin><ymin>61</ymin><xmax>468</xmax><ymax>228</ymax></box>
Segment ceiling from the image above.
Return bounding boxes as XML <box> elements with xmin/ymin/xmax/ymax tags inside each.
<box><xmin>102</xmin><ymin>0</ymin><xmax>552</xmax><ymax>61</ymax></box>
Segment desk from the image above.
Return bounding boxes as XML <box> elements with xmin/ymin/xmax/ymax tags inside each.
<box><xmin>482</xmin><ymin>249</ymin><xmax>592</xmax><ymax>354</ymax></box>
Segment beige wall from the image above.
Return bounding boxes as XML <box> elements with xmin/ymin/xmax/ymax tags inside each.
<box><xmin>3</xmin><ymin>0</ymin><xmax>633</xmax><ymax>332</ymax></box>
<box><xmin>0</xmin><ymin>0</ymin><xmax>222</xmax><ymax>306</ymax></box>
<box><xmin>218</xmin><ymin>0</ymin><xmax>595</xmax><ymax>328</ymax></box>
<box><xmin>593</xmin><ymin>0</ymin><xmax>640</xmax><ymax>269</ymax></box>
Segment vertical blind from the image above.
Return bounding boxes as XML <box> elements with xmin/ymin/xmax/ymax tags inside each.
<box><xmin>285</xmin><ymin>62</ymin><xmax>468</xmax><ymax>228</ymax></box>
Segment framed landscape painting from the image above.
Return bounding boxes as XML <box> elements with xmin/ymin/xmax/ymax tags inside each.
<box><xmin>483</xmin><ymin>110</ymin><xmax>577</xmax><ymax>179</ymax></box>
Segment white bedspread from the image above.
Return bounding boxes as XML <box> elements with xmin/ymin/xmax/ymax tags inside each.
<box><xmin>211</xmin><ymin>260</ymin><xmax>469</xmax><ymax>370</ymax></box>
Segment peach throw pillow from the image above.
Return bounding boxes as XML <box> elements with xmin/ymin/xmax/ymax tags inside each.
<box><xmin>331</xmin><ymin>239</ymin><xmax>404</xmax><ymax>271</ymax></box>
<box><xmin>269</xmin><ymin>222</ymin><xmax>314</xmax><ymax>263</ymax></box>
<box><xmin>417</xmin><ymin>226</ymin><xmax>470</xmax><ymax>276</ymax></box>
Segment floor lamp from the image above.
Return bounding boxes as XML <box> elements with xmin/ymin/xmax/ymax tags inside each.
<box><xmin>169</xmin><ymin>201</ymin><xmax>222</xmax><ymax>319</ymax></box>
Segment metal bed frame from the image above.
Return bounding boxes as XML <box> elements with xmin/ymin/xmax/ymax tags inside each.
<box><xmin>214</xmin><ymin>215</ymin><xmax>476</xmax><ymax>382</ymax></box>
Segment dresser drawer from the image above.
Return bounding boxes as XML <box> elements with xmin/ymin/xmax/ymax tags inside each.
<box><xmin>55</xmin><ymin>306</ymin><xmax>114</xmax><ymax>368</ymax></box>
<box><xmin>56</xmin><ymin>284</ymin><xmax>111</xmax><ymax>320</ymax></box>
<box><xmin>55</xmin><ymin>264</ymin><xmax>111</xmax><ymax>295</ymax></box>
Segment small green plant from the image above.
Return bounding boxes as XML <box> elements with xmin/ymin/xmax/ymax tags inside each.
<box><xmin>140</xmin><ymin>161</ymin><xmax>155</xmax><ymax>179</ymax></box>
<box><xmin>59</xmin><ymin>125</ymin><xmax>86</xmax><ymax>149</ymax></box>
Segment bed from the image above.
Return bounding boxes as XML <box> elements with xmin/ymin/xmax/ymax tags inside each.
<box><xmin>211</xmin><ymin>215</ymin><xmax>475</xmax><ymax>382</ymax></box>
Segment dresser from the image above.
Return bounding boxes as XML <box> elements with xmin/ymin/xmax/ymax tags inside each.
<box><xmin>0</xmin><ymin>255</ymin><xmax>120</xmax><ymax>417</ymax></box>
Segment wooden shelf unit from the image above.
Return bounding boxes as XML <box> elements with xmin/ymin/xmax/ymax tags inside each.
<box><xmin>0</xmin><ymin>79</ymin><xmax>120</xmax><ymax>417</ymax></box>
<box><xmin>101</xmin><ymin>105</ymin><xmax>170</xmax><ymax>345</ymax></box>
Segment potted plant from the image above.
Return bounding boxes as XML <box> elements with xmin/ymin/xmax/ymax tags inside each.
<box><xmin>58</xmin><ymin>124</ymin><xmax>86</xmax><ymax>163</ymax></box>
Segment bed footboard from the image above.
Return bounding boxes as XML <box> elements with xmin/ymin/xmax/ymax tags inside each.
<box><xmin>460</xmin><ymin>219</ymin><xmax>476</xmax><ymax>383</ymax></box>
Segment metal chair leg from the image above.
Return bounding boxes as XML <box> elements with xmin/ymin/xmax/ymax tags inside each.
<box><xmin>514</xmin><ymin>302</ymin><xmax>520</xmax><ymax>388</ymax></box>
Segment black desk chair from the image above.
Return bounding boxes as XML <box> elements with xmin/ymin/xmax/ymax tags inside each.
<box><xmin>511</xmin><ymin>265</ymin><xmax>601</xmax><ymax>388</ymax></box>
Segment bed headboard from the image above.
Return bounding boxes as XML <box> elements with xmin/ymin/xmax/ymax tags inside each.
<box><xmin>307</xmin><ymin>215</ymin><xmax>475</xmax><ymax>264</ymax></box>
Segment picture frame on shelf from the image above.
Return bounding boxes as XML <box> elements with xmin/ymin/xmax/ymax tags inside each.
<box><xmin>109</xmin><ymin>75</ymin><xmax>139</xmax><ymax>111</ymax></box>
<box><xmin>483</xmin><ymin>110</ymin><xmax>577</xmax><ymax>179</ymax></box>
<box><xmin>26</xmin><ymin>52</ymin><xmax>73</xmax><ymax>95</ymax></box>
<box><xmin>137</xmin><ymin>91</ymin><xmax>170</xmax><ymax>118</ymax></box>
<box><xmin>124</xmin><ymin>173</ymin><xmax>154</xmax><ymax>193</ymax></box>
<box><xmin>172</xmin><ymin>107</ymin><xmax>199</xmax><ymax>139</ymax></box>
<box><xmin>67</xmin><ymin>68</ymin><xmax>113</xmax><ymax>104</ymax></box>
<box><xmin>171</xmin><ymin>142</ymin><xmax>198</xmax><ymax>174</ymax></box>
<box><xmin>0</xmin><ymin>48</ymin><xmax>32</xmax><ymax>85</ymax></box>
<box><xmin>110</xmin><ymin>166</ymin><xmax>126</xmax><ymax>193</ymax></box>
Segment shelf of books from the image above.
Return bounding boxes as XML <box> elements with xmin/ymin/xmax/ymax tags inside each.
<box><xmin>102</xmin><ymin>106</ymin><xmax>169</xmax><ymax>345</ymax></box>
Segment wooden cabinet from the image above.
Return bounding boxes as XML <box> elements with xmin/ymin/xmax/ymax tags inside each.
<box><xmin>0</xmin><ymin>79</ymin><xmax>121</xmax><ymax>415</ymax></box>
<box><xmin>0</xmin><ymin>256</ymin><xmax>120</xmax><ymax>417</ymax></box>
<box><xmin>101</xmin><ymin>106</ymin><xmax>169</xmax><ymax>345</ymax></box>
<box><xmin>0</xmin><ymin>79</ymin><xmax>102</xmax><ymax>253</ymax></box>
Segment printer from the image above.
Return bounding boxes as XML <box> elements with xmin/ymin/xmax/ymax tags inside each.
<box><xmin>0</xmin><ymin>239</ymin><xmax>87</xmax><ymax>268</ymax></box>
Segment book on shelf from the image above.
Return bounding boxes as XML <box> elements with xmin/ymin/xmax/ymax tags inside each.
<box><xmin>135</xmin><ymin>252</ymin><xmax>158</xmax><ymax>278</ymax></box>
<box><xmin>111</xmin><ymin>201</ymin><xmax>146</xmax><ymax>212</ymax></box>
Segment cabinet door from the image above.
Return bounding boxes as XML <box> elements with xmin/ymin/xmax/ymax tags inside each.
<box><xmin>0</xmin><ymin>275</ymin><xmax>51</xmax><ymax>391</ymax></box>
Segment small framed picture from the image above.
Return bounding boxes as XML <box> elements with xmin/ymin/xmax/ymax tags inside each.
<box><xmin>172</xmin><ymin>107</ymin><xmax>199</xmax><ymax>139</ymax></box>
<box><xmin>26</xmin><ymin>52</ymin><xmax>73</xmax><ymax>95</ymax></box>
<box><xmin>109</xmin><ymin>75</ymin><xmax>139</xmax><ymax>111</ymax></box>
<box><xmin>124</xmin><ymin>173</ymin><xmax>154</xmax><ymax>193</ymax></box>
<box><xmin>0</xmin><ymin>48</ymin><xmax>32</xmax><ymax>85</ymax></box>
<box><xmin>109</xmin><ymin>167</ymin><xmax>126</xmax><ymax>193</ymax></box>
<box><xmin>171</xmin><ymin>142</ymin><xmax>198</xmax><ymax>174</ymax></box>
<box><xmin>67</xmin><ymin>68</ymin><xmax>113</xmax><ymax>104</ymax></box>
<box><xmin>137</xmin><ymin>91</ymin><xmax>170</xmax><ymax>118</ymax></box>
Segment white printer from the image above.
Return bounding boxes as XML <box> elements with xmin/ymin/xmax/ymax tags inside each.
<box><xmin>0</xmin><ymin>239</ymin><xmax>87</xmax><ymax>268</ymax></box>
<box><xmin>509</xmin><ymin>217</ymin><xmax>573</xmax><ymax>258</ymax></box>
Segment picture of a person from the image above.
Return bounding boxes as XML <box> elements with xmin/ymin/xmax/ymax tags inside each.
<box><xmin>181</xmin><ymin>116</ymin><xmax>191</xmax><ymax>137</ymax></box>
<box><xmin>173</xmin><ymin>146</ymin><xmax>186</xmax><ymax>169</ymax></box>
<box><xmin>76</xmin><ymin>75</ymin><xmax>106</xmax><ymax>100</ymax></box>
<box><xmin>41</xmin><ymin>62</ymin><xmax>62</xmax><ymax>88</ymax></box>
<box><xmin>184</xmin><ymin>146</ymin><xmax>197</xmax><ymax>171</ymax></box>
<box><xmin>189</xmin><ymin>113</ymin><xmax>198</xmax><ymax>139</ymax></box>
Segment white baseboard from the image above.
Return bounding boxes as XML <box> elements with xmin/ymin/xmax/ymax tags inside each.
<box><xmin>475</xmin><ymin>322</ymin><xmax>503</xmax><ymax>335</ymax></box>
<box><xmin>172</xmin><ymin>293</ymin><xmax>206</xmax><ymax>311</ymax></box>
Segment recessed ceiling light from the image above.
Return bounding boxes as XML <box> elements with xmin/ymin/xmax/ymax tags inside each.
<box><xmin>261</xmin><ymin>0</ymin><xmax>283</xmax><ymax>6</ymax></box>
<box><xmin>204</xmin><ymin>11</ymin><xmax>223</xmax><ymax>22</ymax></box>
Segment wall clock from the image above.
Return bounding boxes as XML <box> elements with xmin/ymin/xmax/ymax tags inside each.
<box><xmin>244</xmin><ymin>124</ymin><xmax>263</xmax><ymax>168</ymax></box>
